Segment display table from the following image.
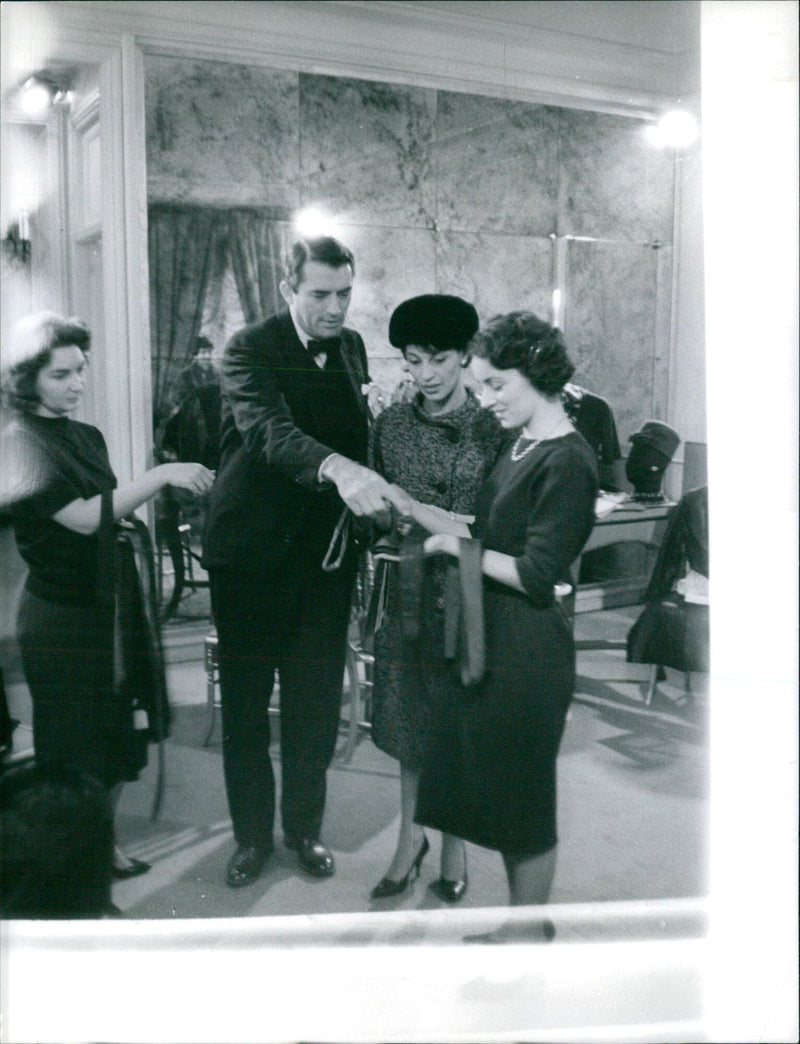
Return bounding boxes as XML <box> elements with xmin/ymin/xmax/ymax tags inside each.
<box><xmin>573</xmin><ymin>499</ymin><xmax>674</xmax><ymax>614</ymax></box>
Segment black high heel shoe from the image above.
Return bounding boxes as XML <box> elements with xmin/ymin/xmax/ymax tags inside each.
<box><xmin>430</xmin><ymin>872</ymin><xmax>468</xmax><ymax>903</ymax></box>
<box><xmin>430</xmin><ymin>840</ymin><xmax>467</xmax><ymax>902</ymax></box>
<box><xmin>371</xmin><ymin>835</ymin><xmax>430</xmax><ymax>899</ymax></box>
<box><xmin>110</xmin><ymin>856</ymin><xmax>151</xmax><ymax>880</ymax></box>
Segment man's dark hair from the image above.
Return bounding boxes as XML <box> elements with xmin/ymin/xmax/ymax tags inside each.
<box><xmin>0</xmin><ymin>763</ymin><xmax>114</xmax><ymax>919</ymax></box>
<box><xmin>283</xmin><ymin>236</ymin><xmax>355</xmax><ymax>292</ymax></box>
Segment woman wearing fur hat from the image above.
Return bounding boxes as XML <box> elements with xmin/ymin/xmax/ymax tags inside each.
<box><xmin>369</xmin><ymin>294</ymin><xmax>504</xmax><ymax>903</ymax></box>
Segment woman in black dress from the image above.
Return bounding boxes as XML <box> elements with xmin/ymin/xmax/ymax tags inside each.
<box><xmin>392</xmin><ymin>311</ymin><xmax>597</xmax><ymax>916</ymax></box>
<box><xmin>369</xmin><ymin>295</ymin><xmax>504</xmax><ymax>901</ymax></box>
<box><xmin>1</xmin><ymin>312</ymin><xmax>214</xmax><ymax>881</ymax></box>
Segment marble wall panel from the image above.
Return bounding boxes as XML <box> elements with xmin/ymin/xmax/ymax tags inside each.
<box><xmin>436</xmin><ymin>92</ymin><xmax>560</xmax><ymax>236</ymax></box>
<box><xmin>651</xmin><ymin>243</ymin><xmax>674</xmax><ymax>426</ymax></box>
<box><xmin>436</xmin><ymin>232</ymin><xmax>553</xmax><ymax>326</ymax></box>
<box><xmin>299</xmin><ymin>75</ymin><xmax>436</xmax><ymax>229</ymax></box>
<box><xmin>143</xmin><ymin>58</ymin><xmax>679</xmax><ymax>426</ymax></box>
<box><xmin>343</xmin><ymin>225</ymin><xmax>437</xmax><ymax>396</ymax></box>
<box><xmin>559</xmin><ymin>109</ymin><xmax>674</xmax><ymax>243</ymax></box>
<box><xmin>145</xmin><ymin>55</ymin><xmax>299</xmax><ymax>209</ymax></box>
<box><xmin>564</xmin><ymin>240</ymin><xmax>662</xmax><ymax>442</ymax></box>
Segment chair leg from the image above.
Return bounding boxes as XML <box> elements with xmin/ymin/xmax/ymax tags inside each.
<box><xmin>645</xmin><ymin>663</ymin><xmax>660</xmax><ymax>706</ymax></box>
<box><xmin>203</xmin><ymin>638</ymin><xmax>219</xmax><ymax>747</ymax></box>
<box><xmin>338</xmin><ymin>643</ymin><xmax>361</xmax><ymax>765</ymax></box>
<box><xmin>203</xmin><ymin>679</ymin><xmax>217</xmax><ymax>747</ymax></box>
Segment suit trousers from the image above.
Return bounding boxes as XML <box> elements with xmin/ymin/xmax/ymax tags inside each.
<box><xmin>210</xmin><ymin>559</ymin><xmax>357</xmax><ymax>849</ymax></box>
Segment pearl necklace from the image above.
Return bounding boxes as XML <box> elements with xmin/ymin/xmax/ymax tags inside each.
<box><xmin>510</xmin><ymin>420</ymin><xmax>572</xmax><ymax>462</ymax></box>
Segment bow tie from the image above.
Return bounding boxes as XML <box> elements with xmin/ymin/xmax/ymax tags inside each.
<box><xmin>307</xmin><ymin>337</ymin><xmax>341</xmax><ymax>355</ymax></box>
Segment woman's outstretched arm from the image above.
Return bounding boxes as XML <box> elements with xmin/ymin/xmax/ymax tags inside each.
<box><xmin>52</xmin><ymin>462</ymin><xmax>215</xmax><ymax>535</ymax></box>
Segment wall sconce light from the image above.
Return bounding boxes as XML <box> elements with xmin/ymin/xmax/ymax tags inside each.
<box><xmin>2</xmin><ymin>212</ymin><xmax>32</xmax><ymax>267</ymax></box>
<box><xmin>17</xmin><ymin>73</ymin><xmax>73</xmax><ymax>117</ymax></box>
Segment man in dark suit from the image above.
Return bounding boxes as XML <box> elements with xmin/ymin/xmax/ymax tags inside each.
<box><xmin>203</xmin><ymin>236</ymin><xmax>403</xmax><ymax>887</ymax></box>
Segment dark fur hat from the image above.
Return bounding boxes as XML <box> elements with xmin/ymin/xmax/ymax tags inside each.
<box><xmin>389</xmin><ymin>294</ymin><xmax>479</xmax><ymax>351</ymax></box>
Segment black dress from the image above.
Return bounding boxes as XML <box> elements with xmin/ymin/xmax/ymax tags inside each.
<box><xmin>4</xmin><ymin>413</ymin><xmax>149</xmax><ymax>787</ymax></box>
<box><xmin>415</xmin><ymin>431</ymin><xmax>598</xmax><ymax>856</ymax></box>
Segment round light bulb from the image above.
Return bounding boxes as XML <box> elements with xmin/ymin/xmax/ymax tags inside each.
<box><xmin>294</xmin><ymin>206</ymin><xmax>336</xmax><ymax>238</ymax></box>
<box><xmin>19</xmin><ymin>79</ymin><xmax>52</xmax><ymax>116</ymax></box>
<box><xmin>646</xmin><ymin>109</ymin><xmax>700</xmax><ymax>149</ymax></box>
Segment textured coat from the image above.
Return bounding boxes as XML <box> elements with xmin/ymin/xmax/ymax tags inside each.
<box><xmin>369</xmin><ymin>392</ymin><xmax>505</xmax><ymax>768</ymax></box>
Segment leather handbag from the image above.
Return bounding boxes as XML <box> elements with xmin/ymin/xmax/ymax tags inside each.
<box><xmin>397</xmin><ymin>523</ymin><xmax>486</xmax><ymax>688</ymax></box>
<box><xmin>441</xmin><ymin>539</ymin><xmax>485</xmax><ymax>687</ymax></box>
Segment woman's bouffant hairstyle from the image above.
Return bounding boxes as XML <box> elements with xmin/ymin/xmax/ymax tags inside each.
<box><xmin>469</xmin><ymin>311</ymin><xmax>575</xmax><ymax>396</ymax></box>
<box><xmin>0</xmin><ymin>311</ymin><xmax>90</xmax><ymax>412</ymax></box>
<box><xmin>283</xmin><ymin>236</ymin><xmax>355</xmax><ymax>292</ymax></box>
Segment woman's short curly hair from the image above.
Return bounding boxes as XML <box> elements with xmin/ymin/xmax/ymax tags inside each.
<box><xmin>1</xmin><ymin>311</ymin><xmax>90</xmax><ymax>412</ymax></box>
<box><xmin>469</xmin><ymin>311</ymin><xmax>574</xmax><ymax>396</ymax></box>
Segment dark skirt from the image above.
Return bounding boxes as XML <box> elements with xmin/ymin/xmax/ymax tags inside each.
<box><xmin>17</xmin><ymin>588</ymin><xmax>148</xmax><ymax>788</ymax></box>
<box><xmin>416</xmin><ymin>587</ymin><xmax>574</xmax><ymax>856</ymax></box>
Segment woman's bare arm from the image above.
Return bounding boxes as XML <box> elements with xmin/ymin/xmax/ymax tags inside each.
<box><xmin>52</xmin><ymin>462</ymin><xmax>215</xmax><ymax>535</ymax></box>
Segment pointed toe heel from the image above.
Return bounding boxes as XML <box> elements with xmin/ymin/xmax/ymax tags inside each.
<box><xmin>370</xmin><ymin>835</ymin><xmax>429</xmax><ymax>900</ymax></box>
<box><xmin>430</xmin><ymin>872</ymin><xmax>468</xmax><ymax>903</ymax></box>
<box><xmin>110</xmin><ymin>856</ymin><xmax>151</xmax><ymax>880</ymax></box>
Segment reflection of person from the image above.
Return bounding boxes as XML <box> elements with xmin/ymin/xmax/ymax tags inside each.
<box><xmin>202</xmin><ymin>236</ymin><xmax>406</xmax><ymax>888</ymax></box>
<box><xmin>369</xmin><ymin>295</ymin><xmax>504</xmax><ymax>902</ymax></box>
<box><xmin>0</xmin><ymin>312</ymin><xmax>214</xmax><ymax>881</ymax></box>
<box><xmin>0</xmin><ymin>763</ymin><xmax>115</xmax><ymax>919</ymax></box>
<box><xmin>160</xmin><ymin>335</ymin><xmax>222</xmax><ymax>471</ymax></box>
<box><xmin>393</xmin><ymin>312</ymin><xmax>598</xmax><ymax>935</ymax></box>
<box><xmin>156</xmin><ymin>335</ymin><xmax>222</xmax><ymax>600</ymax></box>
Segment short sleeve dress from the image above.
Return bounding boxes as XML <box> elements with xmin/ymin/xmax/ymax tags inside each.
<box><xmin>415</xmin><ymin>431</ymin><xmax>598</xmax><ymax>856</ymax></box>
<box><xmin>4</xmin><ymin>412</ymin><xmax>149</xmax><ymax>787</ymax></box>
<box><xmin>369</xmin><ymin>391</ymin><xmax>505</xmax><ymax>769</ymax></box>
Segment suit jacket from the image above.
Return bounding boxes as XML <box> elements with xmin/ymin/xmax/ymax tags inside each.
<box><xmin>202</xmin><ymin>311</ymin><xmax>371</xmax><ymax>574</ymax></box>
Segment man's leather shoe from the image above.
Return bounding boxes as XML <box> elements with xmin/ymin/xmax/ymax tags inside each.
<box><xmin>287</xmin><ymin>838</ymin><xmax>335</xmax><ymax>878</ymax></box>
<box><xmin>225</xmin><ymin>844</ymin><xmax>270</xmax><ymax>888</ymax></box>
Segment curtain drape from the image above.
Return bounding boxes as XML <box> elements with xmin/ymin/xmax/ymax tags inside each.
<box><xmin>148</xmin><ymin>205</ymin><xmax>228</xmax><ymax>430</ymax></box>
<box><xmin>227</xmin><ymin>210</ymin><xmax>287</xmax><ymax>325</ymax></box>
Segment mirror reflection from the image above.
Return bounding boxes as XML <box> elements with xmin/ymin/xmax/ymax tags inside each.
<box><xmin>0</xmin><ymin>13</ymin><xmax>707</xmax><ymax>933</ymax></box>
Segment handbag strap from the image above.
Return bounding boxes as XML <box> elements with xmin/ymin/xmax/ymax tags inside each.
<box><xmin>321</xmin><ymin>505</ymin><xmax>352</xmax><ymax>572</ymax></box>
<box><xmin>361</xmin><ymin>556</ymin><xmax>391</xmax><ymax>654</ymax></box>
<box><xmin>456</xmin><ymin>538</ymin><xmax>485</xmax><ymax>687</ymax></box>
<box><xmin>95</xmin><ymin>488</ymin><xmax>117</xmax><ymax>612</ymax></box>
<box><xmin>442</xmin><ymin>538</ymin><xmax>485</xmax><ymax>687</ymax></box>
